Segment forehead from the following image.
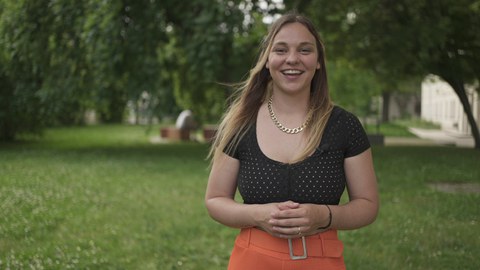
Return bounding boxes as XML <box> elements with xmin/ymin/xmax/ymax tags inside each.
<box><xmin>272</xmin><ymin>22</ymin><xmax>316</xmax><ymax>45</ymax></box>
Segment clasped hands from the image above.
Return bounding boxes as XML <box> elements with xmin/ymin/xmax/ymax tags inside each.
<box><xmin>255</xmin><ymin>201</ymin><xmax>330</xmax><ymax>239</ymax></box>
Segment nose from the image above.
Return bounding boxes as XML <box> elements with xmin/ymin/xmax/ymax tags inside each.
<box><xmin>286</xmin><ymin>51</ymin><xmax>299</xmax><ymax>65</ymax></box>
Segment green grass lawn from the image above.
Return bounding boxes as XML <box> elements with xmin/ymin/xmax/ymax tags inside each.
<box><xmin>1</xmin><ymin>125</ymin><xmax>479</xmax><ymax>269</ymax></box>
<box><xmin>365</xmin><ymin>118</ymin><xmax>442</xmax><ymax>137</ymax></box>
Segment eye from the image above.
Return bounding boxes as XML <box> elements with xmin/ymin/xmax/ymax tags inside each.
<box><xmin>272</xmin><ymin>47</ymin><xmax>287</xmax><ymax>54</ymax></box>
<box><xmin>299</xmin><ymin>47</ymin><xmax>314</xmax><ymax>54</ymax></box>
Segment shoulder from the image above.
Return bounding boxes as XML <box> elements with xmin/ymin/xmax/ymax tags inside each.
<box><xmin>333</xmin><ymin>105</ymin><xmax>365</xmax><ymax>131</ymax></box>
<box><xmin>323</xmin><ymin>105</ymin><xmax>370</xmax><ymax>155</ymax></box>
<box><xmin>326</xmin><ymin>105</ymin><xmax>362</xmax><ymax>129</ymax></box>
<box><xmin>331</xmin><ymin>105</ymin><xmax>357</xmax><ymax>119</ymax></box>
<box><xmin>223</xmin><ymin>124</ymin><xmax>255</xmax><ymax>159</ymax></box>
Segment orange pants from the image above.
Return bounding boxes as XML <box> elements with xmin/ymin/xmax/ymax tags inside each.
<box><xmin>228</xmin><ymin>228</ymin><xmax>346</xmax><ymax>270</ymax></box>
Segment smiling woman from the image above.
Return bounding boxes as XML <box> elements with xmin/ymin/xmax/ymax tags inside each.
<box><xmin>205</xmin><ymin>11</ymin><xmax>378</xmax><ymax>270</ymax></box>
<box><xmin>266</xmin><ymin>22</ymin><xmax>321</xmax><ymax>98</ymax></box>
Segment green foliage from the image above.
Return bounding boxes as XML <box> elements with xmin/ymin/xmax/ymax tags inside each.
<box><xmin>0</xmin><ymin>0</ymin><xmax>272</xmax><ymax>139</ymax></box>
<box><xmin>0</xmin><ymin>0</ymin><xmax>95</xmax><ymax>137</ymax></box>
<box><xmin>40</xmin><ymin>1</ymin><xmax>92</xmax><ymax>125</ymax></box>
<box><xmin>82</xmin><ymin>0</ymin><xmax>170</xmax><ymax>122</ymax></box>
<box><xmin>167</xmin><ymin>0</ymin><xmax>249</xmax><ymax>123</ymax></box>
<box><xmin>328</xmin><ymin>59</ymin><xmax>382</xmax><ymax>116</ymax></box>
<box><xmin>2</xmin><ymin>0</ymin><xmax>478</xmax><ymax>142</ymax></box>
<box><xmin>0</xmin><ymin>0</ymin><xmax>51</xmax><ymax>140</ymax></box>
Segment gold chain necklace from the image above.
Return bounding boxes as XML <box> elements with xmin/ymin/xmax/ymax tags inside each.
<box><xmin>267</xmin><ymin>97</ymin><xmax>313</xmax><ymax>134</ymax></box>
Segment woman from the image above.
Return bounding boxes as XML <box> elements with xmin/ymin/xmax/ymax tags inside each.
<box><xmin>205</xmin><ymin>12</ymin><xmax>379</xmax><ymax>270</ymax></box>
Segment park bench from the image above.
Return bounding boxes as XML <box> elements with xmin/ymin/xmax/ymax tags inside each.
<box><xmin>160</xmin><ymin>127</ymin><xmax>190</xmax><ymax>141</ymax></box>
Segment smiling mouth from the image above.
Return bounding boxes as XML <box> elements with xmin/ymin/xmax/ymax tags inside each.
<box><xmin>282</xmin><ymin>69</ymin><xmax>304</xmax><ymax>75</ymax></box>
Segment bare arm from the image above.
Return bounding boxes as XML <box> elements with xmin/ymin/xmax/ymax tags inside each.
<box><xmin>205</xmin><ymin>153</ymin><xmax>252</xmax><ymax>227</ymax></box>
<box><xmin>205</xmin><ymin>153</ymin><xmax>290</xmax><ymax>230</ymax></box>
<box><xmin>330</xmin><ymin>148</ymin><xmax>379</xmax><ymax>229</ymax></box>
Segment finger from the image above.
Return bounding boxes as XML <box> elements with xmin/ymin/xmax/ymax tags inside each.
<box><xmin>271</xmin><ymin>225</ymin><xmax>302</xmax><ymax>236</ymax></box>
<box><xmin>269</xmin><ymin>217</ymin><xmax>305</xmax><ymax>228</ymax></box>
<box><xmin>277</xmin><ymin>201</ymin><xmax>299</xmax><ymax>210</ymax></box>
<box><xmin>271</xmin><ymin>208</ymin><xmax>305</xmax><ymax>219</ymax></box>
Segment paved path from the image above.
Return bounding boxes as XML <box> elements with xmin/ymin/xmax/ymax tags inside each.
<box><xmin>399</xmin><ymin>128</ymin><xmax>475</xmax><ymax>148</ymax></box>
<box><xmin>384</xmin><ymin>136</ymin><xmax>438</xmax><ymax>146</ymax></box>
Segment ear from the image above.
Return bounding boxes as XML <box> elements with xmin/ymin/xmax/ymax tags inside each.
<box><xmin>316</xmin><ymin>62</ymin><xmax>321</xmax><ymax>69</ymax></box>
<box><xmin>265</xmin><ymin>60</ymin><xmax>269</xmax><ymax>69</ymax></box>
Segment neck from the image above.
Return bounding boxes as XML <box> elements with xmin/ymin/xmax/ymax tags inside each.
<box><xmin>270</xmin><ymin>90</ymin><xmax>310</xmax><ymax>115</ymax></box>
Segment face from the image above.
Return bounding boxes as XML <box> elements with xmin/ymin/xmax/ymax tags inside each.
<box><xmin>266</xmin><ymin>22</ymin><xmax>320</xmax><ymax>96</ymax></box>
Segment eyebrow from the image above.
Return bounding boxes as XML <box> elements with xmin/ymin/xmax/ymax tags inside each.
<box><xmin>272</xmin><ymin>41</ymin><xmax>316</xmax><ymax>47</ymax></box>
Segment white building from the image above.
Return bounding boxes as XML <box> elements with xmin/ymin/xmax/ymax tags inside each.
<box><xmin>421</xmin><ymin>75</ymin><xmax>479</xmax><ymax>135</ymax></box>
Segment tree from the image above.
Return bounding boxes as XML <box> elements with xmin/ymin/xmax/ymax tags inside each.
<box><xmin>0</xmin><ymin>0</ymin><xmax>275</xmax><ymax>140</ymax></box>
<box><xmin>163</xmin><ymin>0</ymin><xmax>247</xmax><ymax>123</ymax></box>
<box><xmin>327</xmin><ymin>59</ymin><xmax>382</xmax><ymax>118</ymax></box>
<box><xmin>286</xmin><ymin>0</ymin><xmax>480</xmax><ymax>148</ymax></box>
<box><xmin>0</xmin><ymin>0</ymin><xmax>55</xmax><ymax>140</ymax></box>
<box><xmin>82</xmin><ymin>0</ymin><xmax>170</xmax><ymax>123</ymax></box>
<box><xmin>42</xmin><ymin>1</ymin><xmax>92</xmax><ymax>125</ymax></box>
<box><xmin>0</xmin><ymin>0</ymin><xmax>175</xmax><ymax>138</ymax></box>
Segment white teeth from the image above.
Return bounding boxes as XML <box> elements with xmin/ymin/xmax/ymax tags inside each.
<box><xmin>283</xmin><ymin>70</ymin><xmax>302</xmax><ymax>75</ymax></box>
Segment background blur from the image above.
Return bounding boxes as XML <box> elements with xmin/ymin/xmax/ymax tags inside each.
<box><xmin>1</xmin><ymin>0</ymin><xmax>479</xmax><ymax>146</ymax></box>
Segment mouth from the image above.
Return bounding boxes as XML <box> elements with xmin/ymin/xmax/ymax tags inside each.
<box><xmin>281</xmin><ymin>69</ymin><xmax>304</xmax><ymax>76</ymax></box>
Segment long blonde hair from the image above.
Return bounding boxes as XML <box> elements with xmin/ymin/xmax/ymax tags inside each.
<box><xmin>209</xmin><ymin>12</ymin><xmax>333</xmax><ymax>163</ymax></box>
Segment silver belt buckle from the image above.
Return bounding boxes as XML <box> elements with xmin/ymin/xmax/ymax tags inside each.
<box><xmin>288</xmin><ymin>236</ymin><xmax>307</xmax><ymax>260</ymax></box>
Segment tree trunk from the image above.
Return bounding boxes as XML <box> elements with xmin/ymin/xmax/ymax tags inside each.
<box><xmin>0</xmin><ymin>121</ymin><xmax>15</xmax><ymax>141</ymax></box>
<box><xmin>381</xmin><ymin>91</ymin><xmax>390</xmax><ymax>123</ymax></box>
<box><xmin>444</xmin><ymin>77</ymin><xmax>480</xmax><ymax>149</ymax></box>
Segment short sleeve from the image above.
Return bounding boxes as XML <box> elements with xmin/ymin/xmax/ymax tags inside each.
<box><xmin>223</xmin><ymin>140</ymin><xmax>239</xmax><ymax>159</ymax></box>
<box><xmin>344</xmin><ymin>112</ymin><xmax>370</xmax><ymax>157</ymax></box>
<box><xmin>222</xmin><ymin>126</ymin><xmax>254</xmax><ymax>159</ymax></box>
<box><xmin>222</xmin><ymin>133</ymin><xmax>244</xmax><ymax>159</ymax></box>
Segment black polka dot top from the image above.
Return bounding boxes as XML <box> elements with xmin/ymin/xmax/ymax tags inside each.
<box><xmin>225</xmin><ymin>106</ymin><xmax>370</xmax><ymax>205</ymax></box>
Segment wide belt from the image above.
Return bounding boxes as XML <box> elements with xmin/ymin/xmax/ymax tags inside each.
<box><xmin>236</xmin><ymin>227</ymin><xmax>344</xmax><ymax>260</ymax></box>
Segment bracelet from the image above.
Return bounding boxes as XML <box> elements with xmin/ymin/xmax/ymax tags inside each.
<box><xmin>318</xmin><ymin>204</ymin><xmax>332</xmax><ymax>230</ymax></box>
